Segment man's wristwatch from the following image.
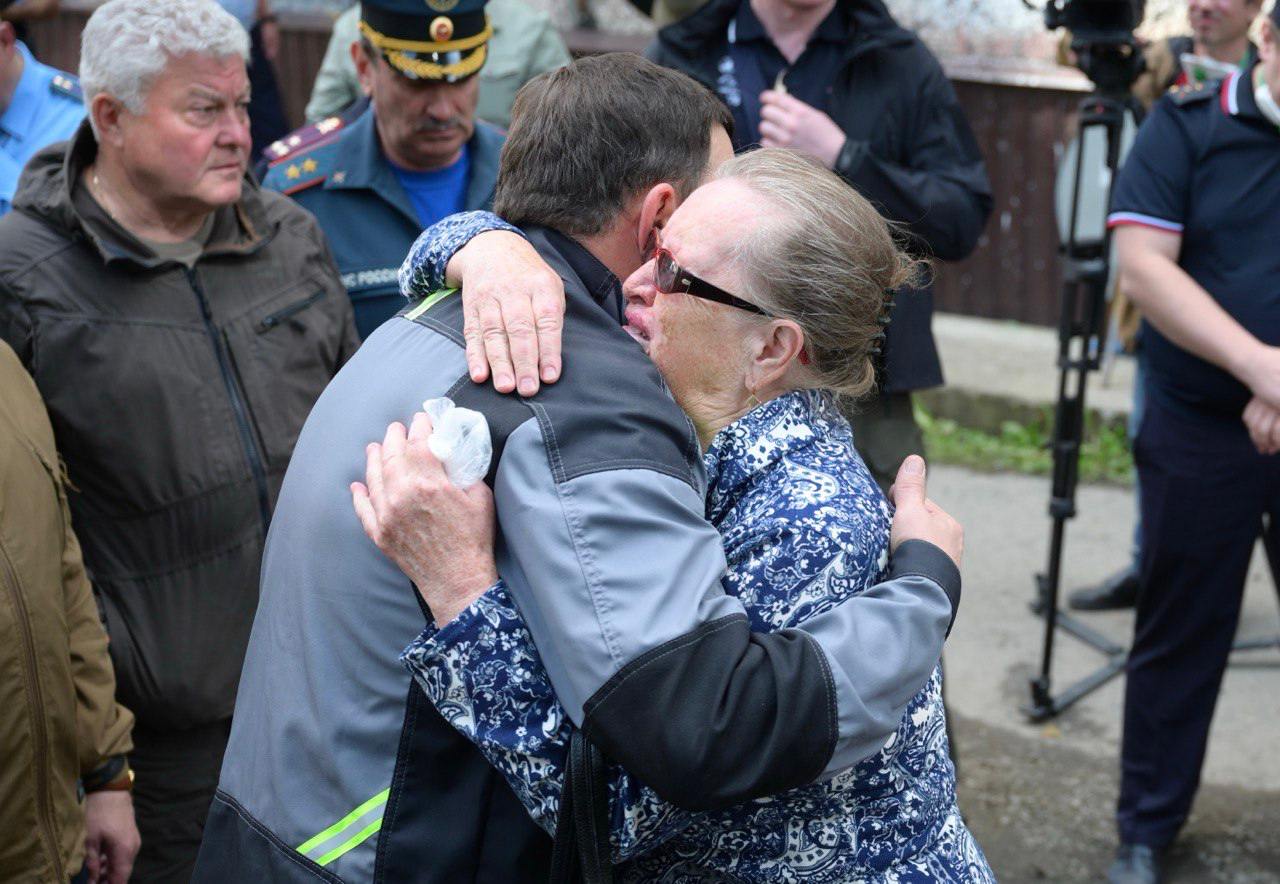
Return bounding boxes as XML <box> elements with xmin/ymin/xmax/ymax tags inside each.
<box><xmin>83</xmin><ymin>755</ymin><xmax>134</xmax><ymax>793</ymax></box>
<box><xmin>95</xmin><ymin>767</ymin><xmax>135</xmax><ymax>792</ymax></box>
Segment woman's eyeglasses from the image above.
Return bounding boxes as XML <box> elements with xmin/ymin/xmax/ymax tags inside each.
<box><xmin>651</xmin><ymin>241</ymin><xmax>772</xmax><ymax>317</ymax></box>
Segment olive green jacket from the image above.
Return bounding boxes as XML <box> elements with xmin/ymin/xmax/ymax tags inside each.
<box><xmin>305</xmin><ymin>0</ymin><xmax>571</xmax><ymax>128</ymax></box>
<box><xmin>0</xmin><ymin>340</ymin><xmax>133</xmax><ymax>883</ymax></box>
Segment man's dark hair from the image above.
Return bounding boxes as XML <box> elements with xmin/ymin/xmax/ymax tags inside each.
<box><xmin>494</xmin><ymin>53</ymin><xmax>734</xmax><ymax>237</ymax></box>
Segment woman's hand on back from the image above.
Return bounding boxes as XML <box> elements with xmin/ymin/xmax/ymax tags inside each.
<box><xmin>452</xmin><ymin>231</ymin><xmax>566</xmax><ymax>397</ymax></box>
<box><xmin>351</xmin><ymin>412</ymin><xmax>499</xmax><ymax>626</ymax></box>
<box><xmin>888</xmin><ymin>455</ymin><xmax>963</xmax><ymax>568</ymax></box>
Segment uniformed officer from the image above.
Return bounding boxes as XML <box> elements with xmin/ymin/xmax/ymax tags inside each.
<box><xmin>262</xmin><ymin>0</ymin><xmax>503</xmax><ymax>339</ymax></box>
<box><xmin>0</xmin><ymin>21</ymin><xmax>83</xmax><ymax>215</ymax></box>
<box><xmin>1104</xmin><ymin>5</ymin><xmax>1280</xmax><ymax>882</ymax></box>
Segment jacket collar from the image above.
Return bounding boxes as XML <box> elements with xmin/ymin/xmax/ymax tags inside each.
<box><xmin>731</xmin><ymin>0</ymin><xmax>846</xmax><ymax>46</ymax></box>
<box><xmin>325</xmin><ymin>105</ymin><xmax>504</xmax><ymax>222</ymax></box>
<box><xmin>1221</xmin><ymin>63</ymin><xmax>1274</xmax><ymax>128</ymax></box>
<box><xmin>465</xmin><ymin>122</ymin><xmax>503</xmax><ymax>209</ymax></box>
<box><xmin>324</xmin><ymin>106</ymin><xmax>419</xmax><ymax>225</ymax></box>
<box><xmin>21</xmin><ymin>122</ymin><xmax>274</xmax><ymax>268</ymax></box>
<box><xmin>660</xmin><ymin>0</ymin><xmax>913</xmax><ymax>63</ymax></box>
<box><xmin>703</xmin><ymin>389</ymin><xmax>848</xmax><ymax>524</ymax></box>
<box><xmin>536</xmin><ymin>227</ymin><xmax>624</xmax><ymax>323</ymax></box>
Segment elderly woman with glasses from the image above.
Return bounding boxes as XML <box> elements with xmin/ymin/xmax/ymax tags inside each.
<box><xmin>357</xmin><ymin>148</ymin><xmax>993</xmax><ymax>881</ymax></box>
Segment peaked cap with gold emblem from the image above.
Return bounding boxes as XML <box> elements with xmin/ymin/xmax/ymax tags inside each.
<box><xmin>359</xmin><ymin>0</ymin><xmax>492</xmax><ymax>83</ymax></box>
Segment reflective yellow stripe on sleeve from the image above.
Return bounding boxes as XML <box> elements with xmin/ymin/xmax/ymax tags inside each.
<box><xmin>296</xmin><ymin>788</ymin><xmax>390</xmax><ymax>867</ymax></box>
<box><xmin>405</xmin><ymin>287</ymin><xmax>458</xmax><ymax>321</ymax></box>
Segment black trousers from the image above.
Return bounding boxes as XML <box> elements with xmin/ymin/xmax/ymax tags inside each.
<box><xmin>130</xmin><ymin>719</ymin><xmax>232</xmax><ymax>884</ymax></box>
<box><xmin>1118</xmin><ymin>397</ymin><xmax>1280</xmax><ymax>847</ymax></box>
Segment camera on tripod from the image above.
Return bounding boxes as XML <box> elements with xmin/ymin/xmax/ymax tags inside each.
<box><xmin>1023</xmin><ymin>0</ymin><xmax>1148</xmax><ymax>722</ymax></box>
<box><xmin>1043</xmin><ymin>0</ymin><xmax>1148</xmax><ymax>93</ymax></box>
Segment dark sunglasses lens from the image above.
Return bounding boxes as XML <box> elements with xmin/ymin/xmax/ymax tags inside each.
<box><xmin>655</xmin><ymin>251</ymin><xmax>676</xmax><ymax>293</ymax></box>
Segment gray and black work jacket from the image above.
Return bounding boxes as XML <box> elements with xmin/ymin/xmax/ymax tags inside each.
<box><xmin>196</xmin><ymin>227</ymin><xmax>960</xmax><ymax>882</ymax></box>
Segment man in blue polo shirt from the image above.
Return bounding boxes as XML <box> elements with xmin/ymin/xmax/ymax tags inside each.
<box><xmin>1104</xmin><ymin>6</ymin><xmax>1280</xmax><ymax>882</ymax></box>
<box><xmin>0</xmin><ymin>15</ymin><xmax>83</xmax><ymax>216</ymax></box>
<box><xmin>263</xmin><ymin>0</ymin><xmax>502</xmax><ymax>340</ymax></box>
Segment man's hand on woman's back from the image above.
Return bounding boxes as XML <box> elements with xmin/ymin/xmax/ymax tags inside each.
<box><xmin>889</xmin><ymin>455</ymin><xmax>963</xmax><ymax>569</ymax></box>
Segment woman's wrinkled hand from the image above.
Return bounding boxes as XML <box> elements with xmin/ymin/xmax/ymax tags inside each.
<box><xmin>888</xmin><ymin>455</ymin><xmax>964</xmax><ymax>568</ymax></box>
<box><xmin>453</xmin><ymin>231</ymin><xmax>566</xmax><ymax>397</ymax></box>
<box><xmin>351</xmin><ymin>412</ymin><xmax>499</xmax><ymax>626</ymax></box>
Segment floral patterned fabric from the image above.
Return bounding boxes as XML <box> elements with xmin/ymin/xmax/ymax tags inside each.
<box><xmin>402</xmin><ymin>384</ymin><xmax>992</xmax><ymax>881</ymax></box>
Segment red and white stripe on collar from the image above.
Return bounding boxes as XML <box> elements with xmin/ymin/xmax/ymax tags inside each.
<box><xmin>1221</xmin><ymin>69</ymin><xmax>1243</xmax><ymax>116</ymax></box>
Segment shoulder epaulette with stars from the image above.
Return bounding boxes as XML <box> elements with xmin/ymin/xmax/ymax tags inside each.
<box><xmin>49</xmin><ymin>72</ymin><xmax>83</xmax><ymax>102</ymax></box>
<box><xmin>262</xmin><ymin>115</ymin><xmax>346</xmax><ymax>167</ymax></box>
<box><xmin>260</xmin><ymin>136</ymin><xmax>341</xmax><ymax>196</ymax></box>
<box><xmin>1170</xmin><ymin>80</ymin><xmax>1217</xmax><ymax>106</ymax></box>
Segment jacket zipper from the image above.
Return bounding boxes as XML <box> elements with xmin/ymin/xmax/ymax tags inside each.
<box><xmin>258</xmin><ymin>289</ymin><xmax>324</xmax><ymax>332</ymax></box>
<box><xmin>186</xmin><ymin>269</ymin><xmax>272</xmax><ymax>532</ymax></box>
<box><xmin>1</xmin><ymin>544</ymin><xmax>65</xmax><ymax>882</ymax></box>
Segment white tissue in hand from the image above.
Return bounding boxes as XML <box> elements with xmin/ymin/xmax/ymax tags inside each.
<box><xmin>422</xmin><ymin>397</ymin><xmax>492</xmax><ymax>488</ymax></box>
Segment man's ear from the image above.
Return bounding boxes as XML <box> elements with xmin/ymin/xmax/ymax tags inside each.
<box><xmin>747</xmin><ymin>319</ymin><xmax>806</xmax><ymax>393</ymax></box>
<box><xmin>635</xmin><ymin>182</ymin><xmax>677</xmax><ymax>255</ymax></box>
<box><xmin>89</xmin><ymin>93</ymin><xmax>127</xmax><ymax>149</ymax></box>
<box><xmin>353</xmin><ymin>41</ymin><xmax>375</xmax><ymax>97</ymax></box>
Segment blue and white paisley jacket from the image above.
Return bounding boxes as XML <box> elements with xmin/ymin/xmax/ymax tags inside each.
<box><xmin>402</xmin><ymin>390</ymin><xmax>993</xmax><ymax>881</ymax></box>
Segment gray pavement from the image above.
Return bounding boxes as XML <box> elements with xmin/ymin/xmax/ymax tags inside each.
<box><xmin>932</xmin><ymin>461</ymin><xmax>1280</xmax><ymax>881</ymax></box>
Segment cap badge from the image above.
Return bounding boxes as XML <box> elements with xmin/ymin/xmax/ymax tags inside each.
<box><xmin>425</xmin><ymin>0</ymin><xmax>459</xmax><ymax>12</ymax></box>
<box><xmin>430</xmin><ymin>15</ymin><xmax>454</xmax><ymax>41</ymax></box>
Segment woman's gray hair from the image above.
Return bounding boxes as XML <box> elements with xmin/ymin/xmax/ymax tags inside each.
<box><xmin>80</xmin><ymin>0</ymin><xmax>249</xmax><ymax>131</ymax></box>
<box><xmin>718</xmin><ymin>148</ymin><xmax>925</xmax><ymax>400</ymax></box>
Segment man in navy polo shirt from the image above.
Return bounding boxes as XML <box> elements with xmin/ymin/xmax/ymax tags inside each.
<box><xmin>1104</xmin><ymin>6</ymin><xmax>1280</xmax><ymax>882</ymax></box>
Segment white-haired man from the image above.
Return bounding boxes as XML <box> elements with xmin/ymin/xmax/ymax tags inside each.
<box><xmin>0</xmin><ymin>0</ymin><xmax>359</xmax><ymax>879</ymax></box>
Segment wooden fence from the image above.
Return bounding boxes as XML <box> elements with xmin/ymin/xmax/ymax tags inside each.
<box><xmin>28</xmin><ymin>4</ymin><xmax>1090</xmax><ymax>327</ymax></box>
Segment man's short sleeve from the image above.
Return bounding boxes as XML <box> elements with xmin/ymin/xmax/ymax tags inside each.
<box><xmin>1108</xmin><ymin>97</ymin><xmax>1195</xmax><ymax>233</ymax></box>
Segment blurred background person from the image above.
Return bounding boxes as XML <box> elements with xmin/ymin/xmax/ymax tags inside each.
<box><xmin>265</xmin><ymin>0</ymin><xmax>506</xmax><ymax>339</ymax></box>
<box><xmin>0</xmin><ymin>9</ymin><xmax>82</xmax><ymax>215</ymax></box>
<box><xmin>303</xmin><ymin>0</ymin><xmax>569</xmax><ymax>128</ymax></box>
<box><xmin>0</xmin><ymin>0</ymin><xmax>358</xmax><ymax>878</ymax></box>
<box><xmin>0</xmin><ymin>0</ymin><xmax>58</xmax><ymax>53</ymax></box>
<box><xmin>647</xmin><ymin>0</ymin><xmax>992</xmax><ymax>493</ymax></box>
<box><xmin>216</xmin><ymin>0</ymin><xmax>290</xmax><ymax>162</ymax></box>
<box><xmin>0</xmin><ymin>339</ymin><xmax>138</xmax><ymax>884</ymax></box>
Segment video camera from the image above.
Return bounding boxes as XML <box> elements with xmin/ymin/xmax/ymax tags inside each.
<box><xmin>1043</xmin><ymin>0</ymin><xmax>1147</xmax><ymax>93</ymax></box>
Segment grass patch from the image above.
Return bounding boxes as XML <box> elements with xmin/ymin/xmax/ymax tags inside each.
<box><xmin>916</xmin><ymin>403</ymin><xmax>1134</xmax><ymax>485</ymax></box>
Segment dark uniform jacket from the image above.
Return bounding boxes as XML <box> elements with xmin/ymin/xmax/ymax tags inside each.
<box><xmin>0</xmin><ymin>123</ymin><xmax>360</xmax><ymax>732</ymax></box>
<box><xmin>0</xmin><ymin>341</ymin><xmax>133</xmax><ymax>883</ymax></box>
<box><xmin>648</xmin><ymin>0</ymin><xmax>993</xmax><ymax>391</ymax></box>
<box><xmin>262</xmin><ymin>106</ymin><xmax>504</xmax><ymax>339</ymax></box>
